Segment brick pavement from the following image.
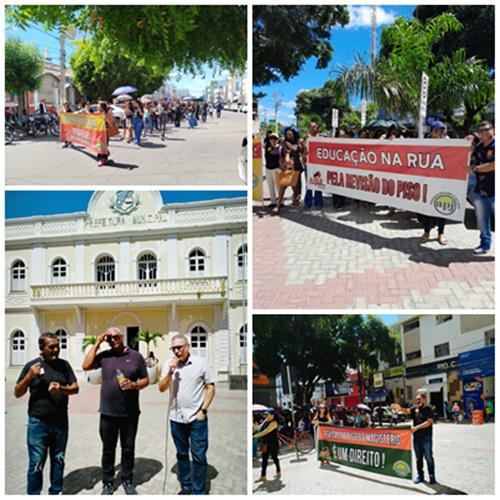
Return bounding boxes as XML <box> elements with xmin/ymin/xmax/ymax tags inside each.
<box><xmin>253</xmin><ymin>196</ymin><xmax>495</xmax><ymax>309</ymax></box>
<box><xmin>5</xmin><ymin>379</ymin><xmax>247</xmax><ymax>495</ymax></box>
<box><xmin>252</xmin><ymin>422</ymin><xmax>495</xmax><ymax>494</ymax></box>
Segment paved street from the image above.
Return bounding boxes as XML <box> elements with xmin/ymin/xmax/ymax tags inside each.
<box><xmin>6</xmin><ymin>111</ymin><xmax>247</xmax><ymax>186</ymax></box>
<box><xmin>5</xmin><ymin>379</ymin><xmax>247</xmax><ymax>495</ymax></box>
<box><xmin>253</xmin><ymin>422</ymin><xmax>495</xmax><ymax>495</ymax></box>
<box><xmin>253</xmin><ymin>191</ymin><xmax>495</xmax><ymax>309</ymax></box>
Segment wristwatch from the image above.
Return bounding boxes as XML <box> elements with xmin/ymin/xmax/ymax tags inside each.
<box><xmin>200</xmin><ymin>408</ymin><xmax>208</xmax><ymax>415</ymax></box>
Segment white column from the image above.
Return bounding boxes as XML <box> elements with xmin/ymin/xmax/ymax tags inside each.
<box><xmin>120</xmin><ymin>238</ymin><xmax>130</xmax><ymax>280</ymax></box>
<box><xmin>212</xmin><ymin>231</ymin><xmax>228</xmax><ymax>276</ymax></box>
<box><xmin>75</xmin><ymin>241</ymin><xmax>85</xmax><ymax>282</ymax></box>
<box><xmin>167</xmin><ymin>234</ymin><xmax>178</xmax><ymax>278</ymax></box>
<box><xmin>74</xmin><ymin>310</ymin><xmax>86</xmax><ymax>380</ymax></box>
<box><xmin>31</xmin><ymin>244</ymin><xmax>46</xmax><ymax>285</ymax></box>
<box><xmin>30</xmin><ymin>310</ymin><xmax>45</xmax><ymax>358</ymax></box>
<box><xmin>213</xmin><ymin>306</ymin><xmax>229</xmax><ymax>382</ymax></box>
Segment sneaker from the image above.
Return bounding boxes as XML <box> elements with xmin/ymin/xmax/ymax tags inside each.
<box><xmin>473</xmin><ymin>245</ymin><xmax>490</xmax><ymax>255</ymax></box>
<box><xmin>97</xmin><ymin>160</ymin><xmax>105</xmax><ymax>167</ymax></box>
<box><xmin>62</xmin><ymin>143</ymin><xmax>69</xmax><ymax>148</ymax></box>
<box><xmin>101</xmin><ymin>482</ymin><xmax>115</xmax><ymax>495</ymax></box>
<box><xmin>122</xmin><ymin>481</ymin><xmax>138</xmax><ymax>495</ymax></box>
<box><xmin>429</xmin><ymin>475</ymin><xmax>437</xmax><ymax>485</ymax></box>
<box><xmin>413</xmin><ymin>477</ymin><xmax>424</xmax><ymax>484</ymax></box>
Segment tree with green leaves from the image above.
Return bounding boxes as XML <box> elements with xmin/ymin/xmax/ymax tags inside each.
<box><xmin>5</xmin><ymin>36</ymin><xmax>44</xmax><ymax>113</ymax></box>
<box><xmin>6</xmin><ymin>5</ymin><xmax>247</xmax><ymax>74</ymax></box>
<box><xmin>70</xmin><ymin>37</ymin><xmax>167</xmax><ymax>101</ymax></box>
<box><xmin>338</xmin><ymin>13</ymin><xmax>493</xmax><ymax>133</ymax></box>
<box><xmin>253</xmin><ymin>6</ymin><xmax>350</xmax><ymax>87</ymax></box>
<box><xmin>253</xmin><ymin>315</ymin><xmax>397</xmax><ymax>410</ymax></box>
<box><xmin>130</xmin><ymin>329</ymin><xmax>165</xmax><ymax>354</ymax></box>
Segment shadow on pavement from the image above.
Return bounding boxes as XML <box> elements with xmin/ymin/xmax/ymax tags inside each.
<box><xmin>428</xmin><ymin>483</ymin><xmax>467</xmax><ymax>495</ymax></box>
<box><xmin>71</xmin><ymin>147</ymin><xmax>139</xmax><ymax>170</ymax></box>
<box><xmin>253</xmin><ymin>477</ymin><xmax>285</xmax><ymax>493</ymax></box>
<box><xmin>274</xmin><ymin>206</ymin><xmax>494</xmax><ymax>268</ymax></box>
<box><xmin>169</xmin><ymin>462</ymin><xmax>218</xmax><ymax>495</ymax></box>
<box><xmin>62</xmin><ymin>457</ymin><xmax>163</xmax><ymax>494</ymax></box>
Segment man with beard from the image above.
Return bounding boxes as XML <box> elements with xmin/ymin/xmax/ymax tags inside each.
<box><xmin>392</xmin><ymin>392</ymin><xmax>436</xmax><ymax>484</ymax></box>
<box><xmin>82</xmin><ymin>327</ymin><xmax>149</xmax><ymax>495</ymax></box>
<box><xmin>15</xmin><ymin>332</ymin><xmax>79</xmax><ymax>494</ymax></box>
<box><xmin>159</xmin><ymin>334</ymin><xmax>216</xmax><ymax>495</ymax></box>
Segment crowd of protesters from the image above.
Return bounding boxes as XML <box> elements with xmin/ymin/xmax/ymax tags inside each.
<box><xmin>262</xmin><ymin>119</ymin><xmax>495</xmax><ymax>255</ymax></box>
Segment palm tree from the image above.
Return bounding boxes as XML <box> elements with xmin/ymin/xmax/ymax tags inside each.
<box><xmin>81</xmin><ymin>335</ymin><xmax>100</xmax><ymax>352</ymax></box>
<box><xmin>130</xmin><ymin>329</ymin><xmax>165</xmax><ymax>354</ymax></box>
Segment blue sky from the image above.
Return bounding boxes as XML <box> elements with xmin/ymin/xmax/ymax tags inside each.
<box><xmin>257</xmin><ymin>5</ymin><xmax>416</xmax><ymax>125</ymax></box>
<box><xmin>5</xmin><ymin>22</ymin><xmax>232</xmax><ymax>95</ymax></box>
<box><xmin>5</xmin><ymin>191</ymin><xmax>245</xmax><ymax>219</ymax></box>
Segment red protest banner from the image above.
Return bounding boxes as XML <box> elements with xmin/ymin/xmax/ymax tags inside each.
<box><xmin>307</xmin><ymin>138</ymin><xmax>471</xmax><ymax>221</ymax></box>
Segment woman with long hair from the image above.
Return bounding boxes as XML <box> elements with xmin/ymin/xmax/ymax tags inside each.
<box><xmin>253</xmin><ymin>409</ymin><xmax>281</xmax><ymax>482</ymax></box>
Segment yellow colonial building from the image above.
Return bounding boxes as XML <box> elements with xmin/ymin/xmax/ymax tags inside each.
<box><xmin>5</xmin><ymin>191</ymin><xmax>247</xmax><ymax>382</ymax></box>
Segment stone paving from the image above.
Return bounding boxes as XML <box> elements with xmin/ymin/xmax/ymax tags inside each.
<box><xmin>253</xmin><ymin>194</ymin><xmax>495</xmax><ymax>309</ymax></box>
<box><xmin>252</xmin><ymin>422</ymin><xmax>495</xmax><ymax>495</ymax></box>
<box><xmin>5</xmin><ymin>379</ymin><xmax>247</xmax><ymax>495</ymax></box>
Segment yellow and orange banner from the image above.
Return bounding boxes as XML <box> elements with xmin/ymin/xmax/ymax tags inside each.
<box><xmin>252</xmin><ymin>137</ymin><xmax>263</xmax><ymax>202</ymax></box>
<box><xmin>60</xmin><ymin>113</ymin><xmax>108</xmax><ymax>155</ymax></box>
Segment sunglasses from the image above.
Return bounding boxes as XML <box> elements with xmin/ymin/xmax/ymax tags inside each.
<box><xmin>477</xmin><ymin>127</ymin><xmax>492</xmax><ymax>134</ymax></box>
<box><xmin>170</xmin><ymin>344</ymin><xmax>187</xmax><ymax>352</ymax></box>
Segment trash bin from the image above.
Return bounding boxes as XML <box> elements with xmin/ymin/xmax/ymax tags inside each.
<box><xmin>472</xmin><ymin>410</ymin><xmax>484</xmax><ymax>425</ymax></box>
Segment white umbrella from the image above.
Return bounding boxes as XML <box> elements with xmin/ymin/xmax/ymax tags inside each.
<box><xmin>115</xmin><ymin>94</ymin><xmax>133</xmax><ymax>102</ymax></box>
<box><xmin>252</xmin><ymin>404</ymin><xmax>268</xmax><ymax>411</ymax></box>
<box><xmin>356</xmin><ymin>403</ymin><xmax>372</xmax><ymax>412</ymax></box>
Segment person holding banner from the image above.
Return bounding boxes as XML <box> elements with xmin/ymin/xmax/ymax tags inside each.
<box><xmin>466</xmin><ymin>121</ymin><xmax>495</xmax><ymax>254</ymax></box>
<box><xmin>392</xmin><ymin>392</ymin><xmax>436</xmax><ymax>485</ymax></box>
<box><xmin>303</xmin><ymin>121</ymin><xmax>323</xmax><ymax>210</ymax></box>
<box><xmin>60</xmin><ymin>101</ymin><xmax>73</xmax><ymax>149</ymax></box>
<box><xmin>97</xmin><ymin>102</ymin><xmax>115</xmax><ymax>167</ymax></box>
<box><xmin>253</xmin><ymin>409</ymin><xmax>281</xmax><ymax>482</ymax></box>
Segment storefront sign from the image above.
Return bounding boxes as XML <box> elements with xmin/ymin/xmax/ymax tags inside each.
<box><xmin>463</xmin><ymin>376</ymin><xmax>485</xmax><ymax>417</ymax></box>
<box><xmin>307</xmin><ymin>138</ymin><xmax>470</xmax><ymax>221</ymax></box>
<box><xmin>317</xmin><ymin>425</ymin><xmax>413</xmax><ymax>480</ymax></box>
<box><xmin>406</xmin><ymin>356</ymin><xmax>458</xmax><ymax>378</ymax></box>
<box><xmin>60</xmin><ymin>112</ymin><xmax>107</xmax><ymax>154</ymax></box>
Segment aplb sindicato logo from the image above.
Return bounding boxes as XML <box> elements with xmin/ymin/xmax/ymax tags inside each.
<box><xmin>109</xmin><ymin>191</ymin><xmax>142</xmax><ymax>215</ymax></box>
<box><xmin>431</xmin><ymin>192</ymin><xmax>459</xmax><ymax>216</ymax></box>
<box><xmin>393</xmin><ymin>460</ymin><xmax>412</xmax><ymax>478</ymax></box>
<box><xmin>309</xmin><ymin>171</ymin><xmax>325</xmax><ymax>187</ymax></box>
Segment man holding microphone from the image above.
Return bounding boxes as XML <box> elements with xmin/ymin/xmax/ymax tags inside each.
<box><xmin>82</xmin><ymin>327</ymin><xmax>149</xmax><ymax>495</ymax></box>
<box><xmin>159</xmin><ymin>334</ymin><xmax>216</xmax><ymax>495</ymax></box>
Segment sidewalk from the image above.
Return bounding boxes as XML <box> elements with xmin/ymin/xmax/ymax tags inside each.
<box><xmin>252</xmin><ymin>422</ymin><xmax>495</xmax><ymax>494</ymax></box>
<box><xmin>253</xmin><ymin>196</ymin><xmax>494</xmax><ymax>309</ymax></box>
<box><xmin>5</xmin><ymin>380</ymin><xmax>247</xmax><ymax>495</ymax></box>
<box><xmin>6</xmin><ymin>111</ymin><xmax>247</xmax><ymax>186</ymax></box>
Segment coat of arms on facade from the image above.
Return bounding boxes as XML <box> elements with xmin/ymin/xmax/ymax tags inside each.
<box><xmin>109</xmin><ymin>191</ymin><xmax>142</xmax><ymax>215</ymax></box>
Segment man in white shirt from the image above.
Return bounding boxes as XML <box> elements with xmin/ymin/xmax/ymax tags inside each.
<box><xmin>159</xmin><ymin>334</ymin><xmax>216</xmax><ymax>495</ymax></box>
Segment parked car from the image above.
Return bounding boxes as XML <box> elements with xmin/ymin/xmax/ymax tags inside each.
<box><xmin>89</xmin><ymin>104</ymin><xmax>124</xmax><ymax>127</ymax></box>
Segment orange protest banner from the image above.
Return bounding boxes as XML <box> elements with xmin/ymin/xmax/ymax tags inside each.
<box><xmin>60</xmin><ymin>113</ymin><xmax>108</xmax><ymax>155</ymax></box>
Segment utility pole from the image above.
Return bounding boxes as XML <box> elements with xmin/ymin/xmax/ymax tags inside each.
<box><xmin>273</xmin><ymin>89</ymin><xmax>281</xmax><ymax>135</ymax></box>
<box><xmin>59</xmin><ymin>33</ymin><xmax>66</xmax><ymax>108</ymax></box>
<box><xmin>371</xmin><ymin>5</ymin><xmax>377</xmax><ymax>63</ymax></box>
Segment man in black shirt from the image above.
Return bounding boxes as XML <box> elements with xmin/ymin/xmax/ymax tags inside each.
<box><xmin>392</xmin><ymin>392</ymin><xmax>436</xmax><ymax>484</ymax></box>
<box><xmin>15</xmin><ymin>332</ymin><xmax>79</xmax><ymax>494</ymax></box>
<box><xmin>82</xmin><ymin>327</ymin><xmax>149</xmax><ymax>495</ymax></box>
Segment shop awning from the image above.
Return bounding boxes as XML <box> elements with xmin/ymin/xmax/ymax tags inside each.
<box><xmin>417</xmin><ymin>382</ymin><xmax>444</xmax><ymax>393</ymax></box>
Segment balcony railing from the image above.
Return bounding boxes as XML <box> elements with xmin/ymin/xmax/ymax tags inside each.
<box><xmin>31</xmin><ymin>277</ymin><xmax>229</xmax><ymax>301</ymax></box>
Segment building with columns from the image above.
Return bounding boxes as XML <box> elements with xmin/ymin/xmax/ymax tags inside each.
<box><xmin>5</xmin><ymin>191</ymin><xmax>247</xmax><ymax>382</ymax></box>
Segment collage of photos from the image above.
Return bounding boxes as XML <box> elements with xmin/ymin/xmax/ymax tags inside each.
<box><xmin>3</xmin><ymin>2</ymin><xmax>496</xmax><ymax>498</ymax></box>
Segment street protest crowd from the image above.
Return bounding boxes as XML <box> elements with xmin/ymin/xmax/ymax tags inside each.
<box><xmin>260</xmin><ymin>120</ymin><xmax>495</xmax><ymax>255</ymax></box>
<box><xmin>59</xmin><ymin>97</ymin><xmax>225</xmax><ymax>167</ymax></box>
<box><xmin>14</xmin><ymin>330</ymin><xmax>215</xmax><ymax>495</ymax></box>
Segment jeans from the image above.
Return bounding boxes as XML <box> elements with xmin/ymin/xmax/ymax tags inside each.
<box><xmin>132</xmin><ymin>117</ymin><xmax>143</xmax><ymax>145</ymax></box>
<box><xmin>304</xmin><ymin>189</ymin><xmax>323</xmax><ymax>208</ymax></box>
<box><xmin>158</xmin><ymin>117</ymin><xmax>167</xmax><ymax>137</ymax></box>
<box><xmin>471</xmin><ymin>193</ymin><xmax>495</xmax><ymax>247</ymax></box>
<box><xmin>27</xmin><ymin>415</ymin><xmax>69</xmax><ymax>495</ymax></box>
<box><xmin>171</xmin><ymin>418</ymin><xmax>209</xmax><ymax>495</ymax></box>
<box><xmin>99</xmin><ymin>414</ymin><xmax>139</xmax><ymax>484</ymax></box>
<box><xmin>143</xmin><ymin>117</ymin><xmax>152</xmax><ymax>136</ymax></box>
<box><xmin>413</xmin><ymin>434</ymin><xmax>435</xmax><ymax>478</ymax></box>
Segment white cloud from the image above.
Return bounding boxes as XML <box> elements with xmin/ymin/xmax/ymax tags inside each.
<box><xmin>281</xmin><ymin>101</ymin><xmax>296</xmax><ymax>109</ymax></box>
<box><xmin>346</xmin><ymin>6</ymin><xmax>396</xmax><ymax>29</ymax></box>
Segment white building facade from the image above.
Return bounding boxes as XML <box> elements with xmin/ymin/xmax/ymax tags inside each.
<box><xmin>6</xmin><ymin>191</ymin><xmax>248</xmax><ymax>382</ymax></box>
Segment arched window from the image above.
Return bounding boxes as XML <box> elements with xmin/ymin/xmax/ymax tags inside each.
<box><xmin>51</xmin><ymin>258</ymin><xmax>68</xmax><ymax>284</ymax></box>
<box><xmin>54</xmin><ymin>329</ymin><xmax>69</xmax><ymax>360</ymax></box>
<box><xmin>138</xmin><ymin>253</ymin><xmax>157</xmax><ymax>281</ymax></box>
<box><xmin>236</xmin><ymin>244</ymin><xmax>247</xmax><ymax>281</ymax></box>
<box><xmin>189</xmin><ymin>249</ymin><xmax>206</xmax><ymax>277</ymax></box>
<box><xmin>239</xmin><ymin>324</ymin><xmax>247</xmax><ymax>365</ymax></box>
<box><xmin>11</xmin><ymin>330</ymin><xmax>26</xmax><ymax>366</ymax></box>
<box><xmin>190</xmin><ymin>325</ymin><xmax>208</xmax><ymax>359</ymax></box>
<box><xmin>96</xmin><ymin>256</ymin><xmax>115</xmax><ymax>283</ymax></box>
<box><xmin>11</xmin><ymin>260</ymin><xmax>27</xmax><ymax>292</ymax></box>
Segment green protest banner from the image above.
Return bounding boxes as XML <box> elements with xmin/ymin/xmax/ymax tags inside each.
<box><xmin>317</xmin><ymin>425</ymin><xmax>413</xmax><ymax>480</ymax></box>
